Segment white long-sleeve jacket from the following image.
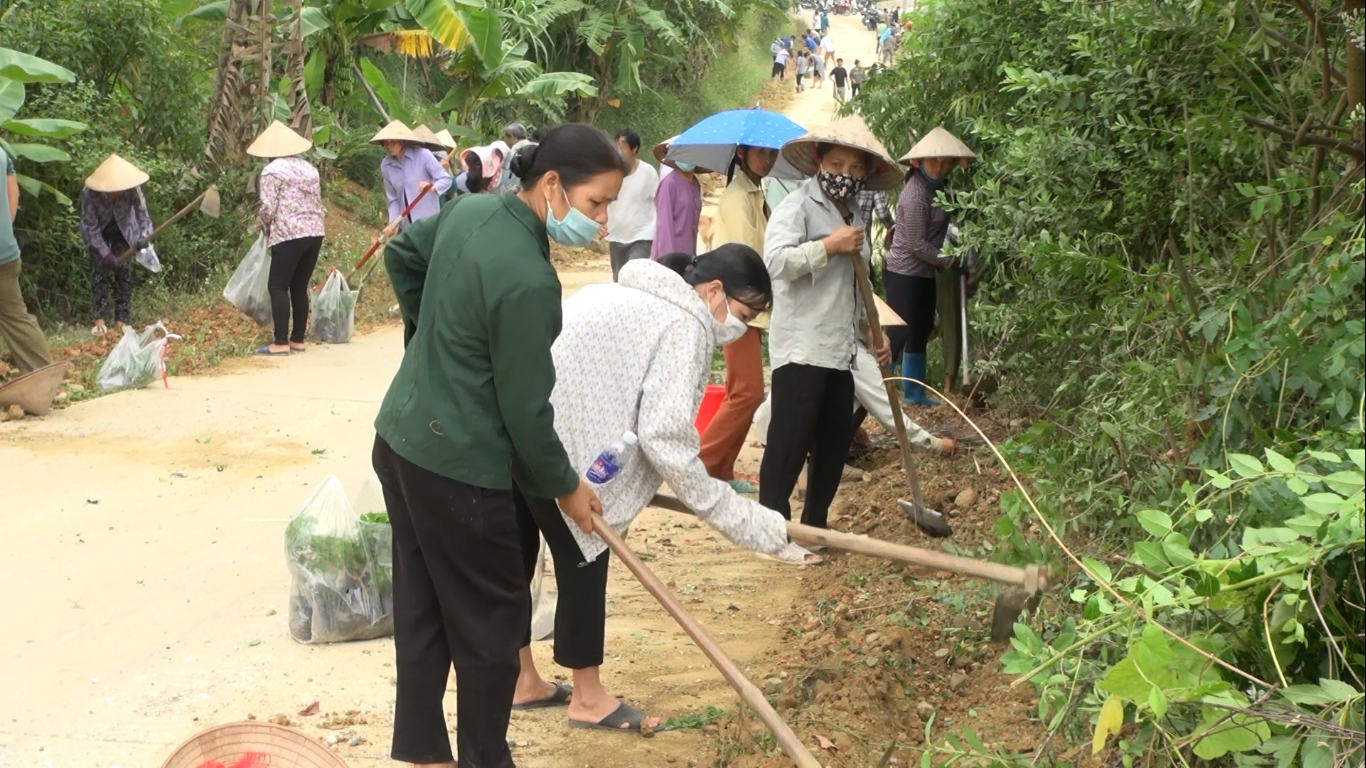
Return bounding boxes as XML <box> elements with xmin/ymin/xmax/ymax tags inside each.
<box><xmin>549</xmin><ymin>258</ymin><xmax>790</xmax><ymax>561</ymax></box>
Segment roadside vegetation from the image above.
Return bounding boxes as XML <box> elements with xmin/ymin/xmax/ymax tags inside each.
<box><xmin>1</xmin><ymin>0</ymin><xmax>788</xmax><ymax>382</ymax></box>
<box><xmin>849</xmin><ymin>0</ymin><xmax>1365</xmax><ymax>764</ymax></box>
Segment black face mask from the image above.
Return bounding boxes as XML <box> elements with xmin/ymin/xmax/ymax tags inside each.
<box><xmin>817</xmin><ymin>169</ymin><xmax>865</xmax><ymax>200</ymax></box>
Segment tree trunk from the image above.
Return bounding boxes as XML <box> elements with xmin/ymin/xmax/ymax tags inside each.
<box><xmin>282</xmin><ymin>0</ymin><xmax>312</xmax><ymax>136</ymax></box>
<box><xmin>1347</xmin><ymin>0</ymin><xmax>1364</xmax><ymax>151</ymax></box>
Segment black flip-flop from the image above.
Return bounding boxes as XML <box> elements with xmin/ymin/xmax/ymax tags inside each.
<box><xmin>512</xmin><ymin>682</ymin><xmax>573</xmax><ymax>711</ymax></box>
<box><xmin>568</xmin><ymin>701</ymin><xmax>659</xmax><ymax>733</ymax></box>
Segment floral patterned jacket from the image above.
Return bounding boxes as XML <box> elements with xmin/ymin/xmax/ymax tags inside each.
<box><xmin>259</xmin><ymin>157</ymin><xmax>325</xmax><ymax>247</ymax></box>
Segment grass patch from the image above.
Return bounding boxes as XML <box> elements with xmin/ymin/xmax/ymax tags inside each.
<box><xmin>663</xmin><ymin>705</ymin><xmax>729</xmax><ymax>731</ymax></box>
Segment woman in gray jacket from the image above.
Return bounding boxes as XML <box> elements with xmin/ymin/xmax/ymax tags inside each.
<box><xmin>759</xmin><ymin>117</ymin><xmax>899</xmax><ymax>534</ymax></box>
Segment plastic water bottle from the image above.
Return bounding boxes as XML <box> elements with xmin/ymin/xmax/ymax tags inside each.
<box><xmin>585</xmin><ymin>431</ymin><xmax>638</xmax><ymax>487</ymax></box>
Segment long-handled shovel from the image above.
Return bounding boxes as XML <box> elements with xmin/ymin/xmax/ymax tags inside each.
<box><xmin>589</xmin><ymin>516</ymin><xmax>822</xmax><ymax>768</ymax></box>
<box><xmin>958</xmin><ymin>265</ymin><xmax>971</xmax><ymax>385</ymax></box>
<box><xmin>648</xmin><ymin>494</ymin><xmax>1047</xmax><ymax>641</ymax></box>
<box><xmin>339</xmin><ymin>185</ymin><xmax>434</xmax><ymax>286</ymax></box>
<box><xmin>114</xmin><ymin>185</ymin><xmax>221</xmax><ymax>266</ymax></box>
<box><xmin>849</xmin><ymin>252</ymin><xmax>952</xmax><ymax>537</ymax></box>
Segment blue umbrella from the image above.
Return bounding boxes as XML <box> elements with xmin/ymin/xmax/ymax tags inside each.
<box><xmin>665</xmin><ymin>109</ymin><xmax>808</xmax><ymax>178</ymax></box>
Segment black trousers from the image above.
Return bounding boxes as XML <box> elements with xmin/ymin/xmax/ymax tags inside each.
<box><xmin>91</xmin><ymin>227</ymin><xmax>133</xmax><ymax>325</ymax></box>
<box><xmin>373</xmin><ymin>435</ymin><xmax>524</xmax><ymax>768</ymax></box>
<box><xmin>607</xmin><ymin>240</ymin><xmax>652</xmax><ymax>282</ymax></box>
<box><xmin>759</xmin><ymin>363</ymin><xmax>856</xmax><ymax>528</ymax></box>
<box><xmin>268</xmin><ymin>235</ymin><xmax>323</xmax><ymax>345</ymax></box>
<box><xmin>851</xmin><ymin>83</ymin><xmax>861</xmax><ymax>97</ymax></box>
<box><xmin>514</xmin><ymin>484</ymin><xmax>612</xmax><ymax>669</ymax></box>
<box><xmin>885</xmin><ymin>270</ymin><xmax>937</xmax><ymax>359</ymax></box>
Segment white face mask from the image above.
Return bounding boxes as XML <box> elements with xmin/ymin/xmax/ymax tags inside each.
<box><xmin>709</xmin><ymin>290</ymin><xmax>749</xmax><ymax>346</ymax></box>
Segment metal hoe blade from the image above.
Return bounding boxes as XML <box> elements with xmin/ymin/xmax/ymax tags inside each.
<box><xmin>989</xmin><ymin>564</ymin><xmax>1046</xmax><ymax>642</ymax></box>
<box><xmin>199</xmin><ymin>185</ymin><xmax>221</xmax><ymax>218</ymax></box>
<box><xmin>897</xmin><ymin>498</ymin><xmax>952</xmax><ymax>538</ymax></box>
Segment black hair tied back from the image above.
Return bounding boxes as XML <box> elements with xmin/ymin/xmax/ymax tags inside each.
<box><xmin>656</xmin><ymin>245</ymin><xmax>772</xmax><ymax>313</ymax></box>
<box><xmin>508</xmin><ymin>142</ymin><xmax>539</xmax><ymax>182</ymax></box>
<box><xmin>512</xmin><ymin>123</ymin><xmax>626</xmax><ymax>190</ymax></box>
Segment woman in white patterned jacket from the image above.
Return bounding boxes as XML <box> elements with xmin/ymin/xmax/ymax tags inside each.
<box><xmin>509</xmin><ymin>245</ymin><xmax>806</xmax><ymax>735</ymax></box>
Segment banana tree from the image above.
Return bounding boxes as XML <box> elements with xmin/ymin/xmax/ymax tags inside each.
<box><xmin>437</xmin><ymin>38</ymin><xmax>597</xmax><ymax>130</ymax></box>
<box><xmin>413</xmin><ymin>2</ymin><xmax>595</xmax><ymax>131</ymax></box>
<box><xmin>183</xmin><ymin>0</ymin><xmax>438</xmax><ymax>109</ymax></box>
<box><xmin>0</xmin><ymin>47</ymin><xmax>89</xmax><ymax>205</ymax></box>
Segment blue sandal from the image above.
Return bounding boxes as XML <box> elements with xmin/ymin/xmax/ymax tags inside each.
<box><xmin>255</xmin><ymin>346</ymin><xmax>289</xmax><ymax>356</ymax></box>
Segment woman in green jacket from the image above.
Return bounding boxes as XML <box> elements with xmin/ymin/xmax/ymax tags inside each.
<box><xmin>374</xmin><ymin>123</ymin><xmax>626</xmax><ymax>768</ymax></box>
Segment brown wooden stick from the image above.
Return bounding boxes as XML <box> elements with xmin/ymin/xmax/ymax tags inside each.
<box><xmin>113</xmin><ymin>191</ymin><xmax>206</xmax><ymax>266</ymax></box>
<box><xmin>589</xmin><ymin>516</ymin><xmax>822</xmax><ymax>768</ymax></box>
<box><xmin>646</xmin><ymin>494</ymin><xmax>1035</xmax><ymax>588</ymax></box>
<box><xmin>849</xmin><ymin>250</ymin><xmax>930</xmax><ymax>514</ymax></box>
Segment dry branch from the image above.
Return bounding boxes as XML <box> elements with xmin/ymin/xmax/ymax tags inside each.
<box><xmin>1244</xmin><ymin>116</ymin><xmax>1366</xmax><ymax>161</ymax></box>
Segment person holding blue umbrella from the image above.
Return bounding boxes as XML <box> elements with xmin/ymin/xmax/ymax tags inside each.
<box><xmin>663</xmin><ymin>109</ymin><xmax>806</xmax><ymax>498</ymax></box>
<box><xmin>698</xmin><ymin>144</ymin><xmax>779</xmax><ymax>494</ymax></box>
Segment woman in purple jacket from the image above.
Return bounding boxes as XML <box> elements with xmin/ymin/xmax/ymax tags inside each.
<box><xmin>885</xmin><ymin>127</ymin><xmax>976</xmax><ymax>406</ymax></box>
<box><xmin>373</xmin><ymin>121</ymin><xmax>453</xmax><ymax>237</ymax></box>
<box><xmin>650</xmin><ymin>137</ymin><xmax>703</xmax><ymax>257</ymax></box>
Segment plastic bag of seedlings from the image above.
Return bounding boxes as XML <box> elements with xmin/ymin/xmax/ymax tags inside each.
<box><xmin>310</xmin><ymin>270</ymin><xmax>358</xmax><ymax>344</ymax></box>
<box><xmin>223</xmin><ymin>234</ymin><xmax>273</xmax><ymax>326</ymax></box>
<box><xmin>96</xmin><ymin>322</ymin><xmax>171</xmax><ymax>392</ymax></box>
<box><xmin>285</xmin><ymin>476</ymin><xmax>393</xmax><ymax>643</ymax></box>
<box><xmin>352</xmin><ymin>476</ymin><xmax>393</xmax><ymax>621</ymax></box>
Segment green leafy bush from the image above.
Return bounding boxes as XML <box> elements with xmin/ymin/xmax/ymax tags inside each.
<box><xmin>854</xmin><ymin>0</ymin><xmax>1365</xmax><ymax>761</ymax></box>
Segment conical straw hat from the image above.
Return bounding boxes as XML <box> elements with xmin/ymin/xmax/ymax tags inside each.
<box><xmin>434</xmin><ymin>128</ymin><xmax>459</xmax><ymax>150</ymax></box>
<box><xmin>899</xmin><ymin>126</ymin><xmax>977</xmax><ymax>164</ymax></box>
<box><xmin>411</xmin><ymin>124</ymin><xmax>445</xmax><ymax>151</ymax></box>
<box><xmin>0</xmin><ymin>361</ymin><xmax>71</xmax><ymax>417</ymax></box>
<box><xmin>652</xmin><ymin>135</ymin><xmax>678</xmax><ymax>168</ymax></box>
<box><xmin>246</xmin><ymin>120</ymin><xmax>313</xmax><ymax>158</ymax></box>
<box><xmin>779</xmin><ymin>116</ymin><xmax>900</xmax><ymax>190</ymax></box>
<box><xmin>370</xmin><ymin>120</ymin><xmax>417</xmax><ymax>144</ymax></box>
<box><xmin>85</xmin><ymin>154</ymin><xmax>149</xmax><ymax>193</ymax></box>
<box><xmin>159</xmin><ymin>721</ymin><xmax>349</xmax><ymax>768</ymax></box>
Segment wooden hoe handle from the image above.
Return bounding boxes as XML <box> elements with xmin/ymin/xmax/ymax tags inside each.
<box><xmin>647</xmin><ymin>494</ymin><xmax>1040</xmax><ymax>589</ymax></box>
<box><xmin>848</xmin><ymin>252</ymin><xmax>929</xmax><ymax>511</ymax></box>
<box><xmin>590</xmin><ymin>516</ymin><xmax>822</xmax><ymax>768</ymax></box>
<box><xmin>114</xmin><ymin>191</ymin><xmax>206</xmax><ymax>266</ymax></box>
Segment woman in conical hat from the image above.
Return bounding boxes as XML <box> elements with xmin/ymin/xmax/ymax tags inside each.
<box><xmin>372</xmin><ymin>120</ymin><xmax>452</xmax><ymax>236</ymax></box>
<box><xmin>248</xmin><ymin>120</ymin><xmax>326</xmax><ymax>356</ymax></box>
<box><xmin>80</xmin><ymin>154</ymin><xmax>153</xmax><ymax>335</ymax></box>
<box><xmin>757</xmin><ymin>116</ymin><xmax>897</xmax><ymax>553</ymax></box>
<box><xmin>884</xmin><ymin>125</ymin><xmax>976</xmax><ymax>405</ymax></box>
<box><xmin>651</xmin><ymin>135</ymin><xmax>703</xmax><ymax>258</ymax></box>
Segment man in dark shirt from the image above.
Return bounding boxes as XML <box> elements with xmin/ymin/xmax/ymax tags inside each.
<box><xmin>831</xmin><ymin>58</ymin><xmax>850</xmax><ymax>102</ymax></box>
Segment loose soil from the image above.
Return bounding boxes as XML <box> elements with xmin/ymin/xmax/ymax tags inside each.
<box><xmin>712</xmin><ymin>406</ymin><xmax>1048</xmax><ymax>767</ymax></box>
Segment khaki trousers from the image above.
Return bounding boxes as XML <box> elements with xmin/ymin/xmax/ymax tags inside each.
<box><xmin>0</xmin><ymin>260</ymin><xmax>52</xmax><ymax>373</ymax></box>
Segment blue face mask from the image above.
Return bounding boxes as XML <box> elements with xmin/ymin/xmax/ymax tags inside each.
<box><xmin>545</xmin><ymin>187</ymin><xmax>600</xmax><ymax>247</ymax></box>
<box><xmin>674</xmin><ymin>161</ymin><xmax>696</xmax><ymax>172</ymax></box>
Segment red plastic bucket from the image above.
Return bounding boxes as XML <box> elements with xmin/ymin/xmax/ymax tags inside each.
<box><xmin>694</xmin><ymin>385</ymin><xmax>726</xmax><ymax>434</ymax></box>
